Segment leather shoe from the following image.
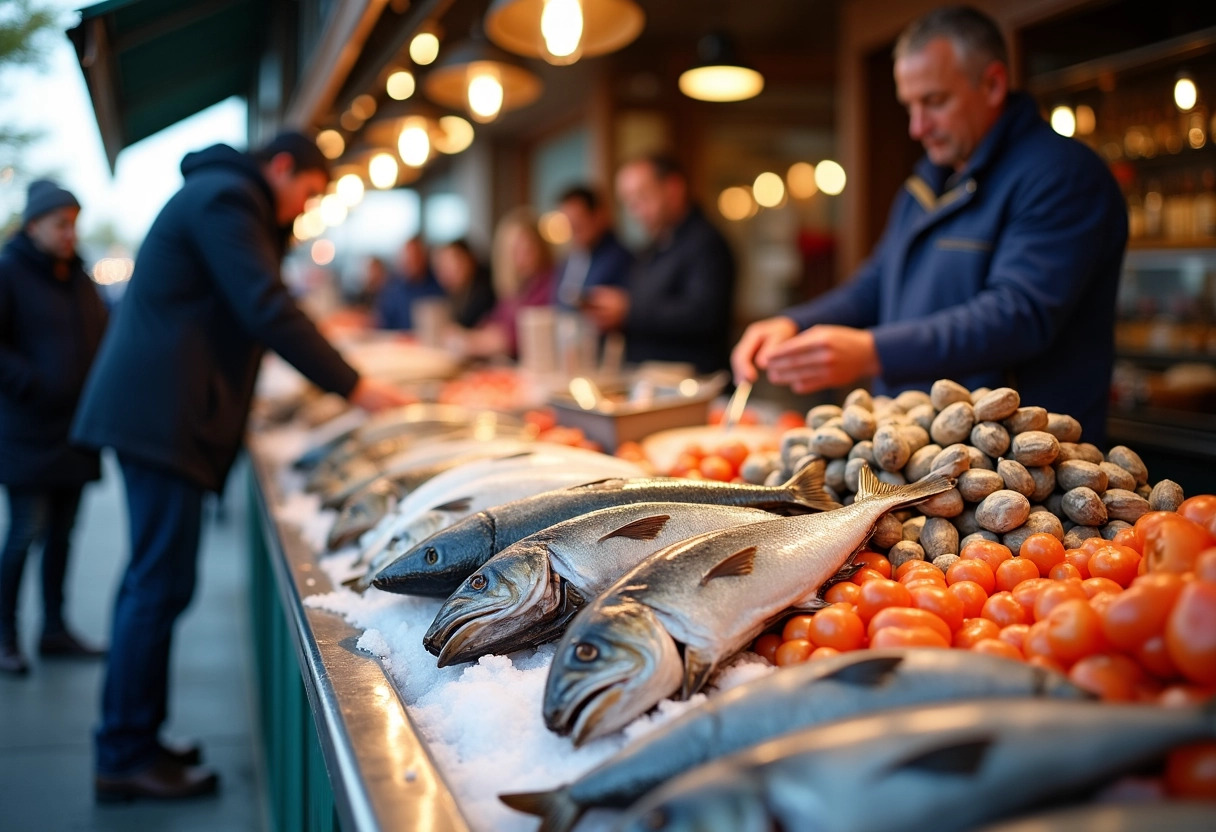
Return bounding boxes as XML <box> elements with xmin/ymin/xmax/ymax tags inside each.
<box><xmin>95</xmin><ymin>757</ymin><xmax>219</xmax><ymax>803</ymax></box>
<box><xmin>0</xmin><ymin>642</ymin><xmax>29</xmax><ymax>675</ymax></box>
<box><xmin>38</xmin><ymin>630</ymin><xmax>107</xmax><ymax>658</ymax></box>
<box><xmin>158</xmin><ymin>739</ymin><xmax>203</xmax><ymax>766</ymax></box>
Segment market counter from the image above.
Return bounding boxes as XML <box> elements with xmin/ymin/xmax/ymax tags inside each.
<box><xmin>245</xmin><ymin>445</ymin><xmax>470</xmax><ymax>832</ymax></box>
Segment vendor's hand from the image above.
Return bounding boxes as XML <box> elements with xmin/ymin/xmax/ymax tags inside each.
<box><xmin>581</xmin><ymin>287</ymin><xmax>629</xmax><ymax>332</ymax></box>
<box><xmin>764</xmin><ymin>324</ymin><xmax>881</xmax><ymax>394</ymax></box>
<box><xmin>731</xmin><ymin>316</ymin><xmax>799</xmax><ymax>383</ymax></box>
<box><xmin>348</xmin><ymin>378</ymin><xmax>414</xmax><ymax>412</ymax></box>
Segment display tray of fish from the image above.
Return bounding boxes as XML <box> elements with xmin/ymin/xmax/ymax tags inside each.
<box><xmin>423</xmin><ymin>501</ymin><xmax>786</xmax><ymax>666</ymax></box>
<box><xmin>501</xmin><ymin>648</ymin><xmax>1091</xmax><ymax>832</ymax></box>
<box><xmin>370</xmin><ymin>459</ymin><xmax>837</xmax><ymax>599</ymax></box>
<box><xmin>615</xmin><ymin>697</ymin><xmax>1216</xmax><ymax>832</ymax></box>
<box><xmin>543</xmin><ymin>464</ymin><xmax>953</xmax><ymax>746</ymax></box>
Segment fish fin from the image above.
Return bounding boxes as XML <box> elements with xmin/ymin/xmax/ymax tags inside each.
<box><xmin>854</xmin><ymin>463</ymin><xmax>902</xmax><ymax>501</ymax></box>
<box><xmin>817</xmin><ymin>654</ymin><xmax>905</xmax><ymax>687</ymax></box>
<box><xmin>498</xmin><ymin>788</ymin><xmax>582</xmax><ymax>832</ymax></box>
<box><xmin>340</xmin><ymin>574</ymin><xmax>361</xmax><ymax>589</ymax></box>
<box><xmin>857</xmin><ymin>464</ymin><xmax>955</xmax><ymax>507</ymax></box>
<box><xmin>500</xmin><ymin>451</ymin><xmax>535</xmax><ymax>460</ymax></box>
<box><xmin>783</xmin><ymin>458</ymin><xmax>839</xmax><ymax>511</ymax></box>
<box><xmin>681</xmin><ymin>647</ymin><xmax>717</xmax><ymax>699</ymax></box>
<box><xmin>597</xmin><ymin>514</ymin><xmax>671</xmax><ymax>543</ymax></box>
<box><xmin>891</xmin><ymin>736</ymin><xmax>993</xmax><ymax>776</ymax></box>
<box><xmin>570</xmin><ymin>478</ymin><xmax>627</xmax><ymax>491</ymax></box>
<box><xmin>790</xmin><ymin>595</ymin><xmax>830</xmax><ymax>613</ymax></box>
<box><xmin>431</xmin><ymin>497</ymin><xmax>473</xmax><ymax>513</ymax></box>
<box><xmin>823</xmin><ymin>558</ymin><xmax>864</xmax><ymax>590</ymax></box>
<box><xmin>700</xmin><ymin>546</ymin><xmax>758</xmax><ymax>585</ymax></box>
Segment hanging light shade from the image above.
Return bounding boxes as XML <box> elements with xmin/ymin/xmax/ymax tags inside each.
<box><xmin>678</xmin><ymin>32</ymin><xmax>764</xmax><ymax>102</ymax></box>
<box><xmin>484</xmin><ymin>0</ymin><xmax>644</xmax><ymax>66</ymax></box>
<box><xmin>362</xmin><ymin>98</ymin><xmax>478</xmax><ymax>161</ymax></box>
<box><xmin>422</xmin><ymin>40</ymin><xmax>542</xmax><ymax>123</ymax></box>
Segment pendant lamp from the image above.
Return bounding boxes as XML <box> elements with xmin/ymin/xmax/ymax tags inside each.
<box><xmin>678</xmin><ymin>32</ymin><xmax>764</xmax><ymax>103</ymax></box>
<box><xmin>484</xmin><ymin>0</ymin><xmax>644</xmax><ymax>66</ymax></box>
<box><xmin>422</xmin><ymin>39</ymin><xmax>542</xmax><ymax>123</ymax></box>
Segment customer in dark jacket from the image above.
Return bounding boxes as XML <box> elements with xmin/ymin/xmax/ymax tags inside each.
<box><xmin>0</xmin><ymin>180</ymin><xmax>108</xmax><ymax>675</ymax></box>
<box><xmin>552</xmin><ymin>185</ymin><xmax>632</xmax><ymax>310</ymax></box>
<box><xmin>375</xmin><ymin>235</ymin><xmax>446</xmax><ymax>330</ymax></box>
<box><xmin>732</xmin><ymin>6</ymin><xmax>1127</xmax><ymax>443</ymax></box>
<box><xmin>72</xmin><ymin>132</ymin><xmax>409</xmax><ymax>802</ymax></box>
<box><xmin>583</xmin><ymin>155</ymin><xmax>736</xmax><ymax>374</ymax></box>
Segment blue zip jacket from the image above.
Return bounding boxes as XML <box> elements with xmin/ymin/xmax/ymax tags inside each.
<box><xmin>786</xmin><ymin>92</ymin><xmax>1128</xmax><ymax>444</ymax></box>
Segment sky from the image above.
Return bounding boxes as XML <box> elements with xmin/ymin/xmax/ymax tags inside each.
<box><xmin>0</xmin><ymin>1</ymin><xmax>248</xmax><ymax>249</ymax></box>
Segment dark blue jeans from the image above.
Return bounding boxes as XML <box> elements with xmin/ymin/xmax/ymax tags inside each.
<box><xmin>95</xmin><ymin>455</ymin><xmax>204</xmax><ymax>776</ymax></box>
<box><xmin>0</xmin><ymin>485</ymin><xmax>85</xmax><ymax>646</ymax></box>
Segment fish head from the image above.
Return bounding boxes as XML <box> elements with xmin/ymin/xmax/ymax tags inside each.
<box><xmin>618</xmin><ymin>773</ymin><xmax>771</xmax><ymax>832</ymax></box>
<box><xmin>370</xmin><ymin>512</ymin><xmax>496</xmax><ymax>598</ymax></box>
<box><xmin>543</xmin><ymin>597</ymin><xmax>682</xmax><ymax>746</ymax></box>
<box><xmin>423</xmin><ymin>541</ymin><xmax>573</xmax><ymax>665</ymax></box>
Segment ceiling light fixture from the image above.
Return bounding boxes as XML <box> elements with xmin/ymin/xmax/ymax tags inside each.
<box><xmin>678</xmin><ymin>32</ymin><xmax>764</xmax><ymax>103</ymax></box>
<box><xmin>485</xmin><ymin>0</ymin><xmax>644</xmax><ymax>66</ymax></box>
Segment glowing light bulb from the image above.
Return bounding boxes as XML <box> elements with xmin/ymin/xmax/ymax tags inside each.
<box><xmin>319</xmin><ymin>194</ymin><xmax>347</xmax><ymax>226</ymax></box>
<box><xmin>787</xmin><ymin>162</ymin><xmax>817</xmax><ymax>199</ymax></box>
<box><xmin>752</xmin><ymin>172</ymin><xmax>785</xmax><ymax>208</ymax></box>
<box><xmin>410</xmin><ymin>32</ymin><xmax>440</xmax><ymax>66</ymax></box>
<box><xmin>815</xmin><ymin>160</ymin><xmax>846</xmax><ymax>195</ymax></box>
<box><xmin>1175</xmin><ymin>77</ymin><xmax>1198</xmax><ymax>111</ymax></box>
<box><xmin>434</xmin><ymin>116</ymin><xmax>475</xmax><ymax>154</ymax></box>
<box><xmin>316</xmin><ymin>130</ymin><xmax>345</xmax><ymax>160</ymax></box>
<box><xmin>398</xmin><ymin>119</ymin><xmax>431</xmax><ymax>167</ymax></box>
<box><xmin>717</xmin><ymin>186</ymin><xmax>756</xmax><ymax>221</ymax></box>
<box><xmin>540</xmin><ymin>0</ymin><xmax>583</xmax><ymax>65</ymax></box>
<box><xmin>386</xmin><ymin>70</ymin><xmax>416</xmax><ymax>101</ymax></box>
<box><xmin>1050</xmin><ymin>106</ymin><xmax>1076</xmax><ymax>138</ymax></box>
<box><xmin>335</xmin><ymin>173</ymin><xmax>364</xmax><ymax>207</ymax></box>
<box><xmin>311</xmin><ymin>239</ymin><xmax>335</xmax><ymax>266</ymax></box>
<box><xmin>368</xmin><ymin>153</ymin><xmax>399</xmax><ymax>189</ymax></box>
<box><xmin>467</xmin><ymin>70</ymin><xmax>504</xmax><ymax>123</ymax></box>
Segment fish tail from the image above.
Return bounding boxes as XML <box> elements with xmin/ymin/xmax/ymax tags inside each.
<box><xmin>783</xmin><ymin>458</ymin><xmax>839</xmax><ymax>511</ymax></box>
<box><xmin>499</xmin><ymin>788</ymin><xmax>582</xmax><ymax>832</ymax></box>
<box><xmin>856</xmin><ymin>463</ymin><xmax>955</xmax><ymax>507</ymax></box>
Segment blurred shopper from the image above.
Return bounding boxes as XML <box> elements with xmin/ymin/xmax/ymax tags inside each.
<box><xmin>72</xmin><ymin>132</ymin><xmax>409</xmax><ymax>802</ymax></box>
<box><xmin>552</xmin><ymin>185</ymin><xmax>631</xmax><ymax>310</ymax></box>
<box><xmin>584</xmin><ymin>154</ymin><xmax>735</xmax><ymax>374</ymax></box>
<box><xmin>731</xmin><ymin>5</ymin><xmax>1127</xmax><ymax>442</ymax></box>
<box><xmin>0</xmin><ymin>180</ymin><xmax>108</xmax><ymax>676</ymax></box>
<box><xmin>375</xmin><ymin>235</ymin><xmax>445</xmax><ymax>331</ymax></box>
<box><xmin>432</xmin><ymin>238</ymin><xmax>496</xmax><ymax>329</ymax></box>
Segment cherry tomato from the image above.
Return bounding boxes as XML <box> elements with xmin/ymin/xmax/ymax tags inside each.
<box><xmin>753</xmin><ymin>633</ymin><xmax>781</xmax><ymax>663</ymax></box>
<box><xmin>1165</xmin><ymin>579</ymin><xmax>1216</xmax><ymax>686</ymax></box>
<box><xmin>961</xmin><ymin>539</ymin><xmax>1014</xmax><ymax>573</ymax></box>
<box><xmin>1165</xmin><ymin>742</ymin><xmax>1216</xmax><ymax>800</ymax></box>
<box><xmin>998</xmin><ymin>623</ymin><xmax>1030</xmax><ymax>651</ymax></box>
<box><xmin>1022</xmin><ymin>620</ymin><xmax>1055</xmax><ymax>661</ymax></box>
<box><xmin>946</xmin><ymin>558</ymin><xmax>996</xmax><ymax>594</ymax></box>
<box><xmin>868</xmin><ymin>606</ymin><xmax>953</xmax><ymax>644</ymax></box>
<box><xmin>910</xmin><ymin>584</ymin><xmax>965</xmax><ymax>632</ymax></box>
<box><xmin>1177</xmin><ymin>494</ymin><xmax>1216</xmax><ymax>537</ymax></box>
<box><xmin>996</xmin><ymin>557</ymin><xmax>1041</xmax><ymax>592</ymax></box>
<box><xmin>1080</xmin><ymin>536</ymin><xmax>1110</xmax><ymax>555</ymax></box>
<box><xmin>1100</xmin><ymin>572</ymin><xmax>1186</xmax><ymax>652</ymax></box>
<box><xmin>981</xmin><ymin>591</ymin><xmax>1028</xmax><ymax>627</ymax></box>
<box><xmin>781</xmin><ymin>614</ymin><xmax>816</xmax><ymax>643</ymax></box>
<box><xmin>1087</xmin><ymin>545</ymin><xmax>1141</xmax><ymax>588</ymax></box>
<box><xmin>869</xmin><ymin>625</ymin><xmax>950</xmax><ymax>649</ymax></box>
<box><xmin>776</xmin><ymin>410</ymin><xmax>805</xmax><ymax>431</ymax></box>
<box><xmin>1111</xmin><ymin>527</ymin><xmax>1141</xmax><ymax>553</ymax></box>
<box><xmin>1082</xmin><ymin>576</ymin><xmax>1124</xmax><ymax>599</ymax></box>
<box><xmin>809</xmin><ymin>606</ymin><xmax>866</xmax><ymax>652</ymax></box>
<box><xmin>1048</xmin><ymin>562</ymin><xmax>1083</xmax><ymax>582</ymax></box>
<box><xmin>1133</xmin><ymin>510</ymin><xmax>1180</xmax><ymax>549</ymax></box>
<box><xmin>809</xmin><ymin>645</ymin><xmax>843</xmax><ymax>661</ymax></box>
<box><xmin>671</xmin><ymin>452</ymin><xmax>702</xmax><ymax>476</ymax></box>
<box><xmin>1136</xmin><ymin>635</ymin><xmax>1180</xmax><ymax>682</ymax></box>
<box><xmin>1019</xmin><ymin>533</ymin><xmax>1066</xmax><ymax>576</ymax></box>
<box><xmin>852</xmin><ymin>567</ymin><xmax>888</xmax><ymax>585</ymax></box>
<box><xmin>699</xmin><ymin>454</ymin><xmax>735</xmax><ymax>482</ymax></box>
<box><xmin>1068</xmin><ymin>653</ymin><xmax>1144</xmax><ymax>701</ymax></box>
<box><xmin>947</xmin><ymin>580</ymin><xmax>989</xmax><ymax>620</ymax></box>
<box><xmin>953</xmin><ymin>617</ymin><xmax>1000</xmax><ymax>648</ymax></box>
<box><xmin>774</xmin><ymin>638</ymin><xmax>814</xmax><ymax>666</ymax></box>
<box><xmin>1010</xmin><ymin>578</ymin><xmax>1054</xmax><ymax>619</ymax></box>
<box><xmin>971</xmin><ymin>638</ymin><xmax>1024</xmax><ymax>661</ymax></box>
<box><xmin>1144</xmin><ymin>515</ymin><xmax>1216</xmax><ymax>574</ymax></box>
<box><xmin>1044</xmin><ymin>598</ymin><xmax>1107</xmax><ymax>664</ymax></box>
<box><xmin>855</xmin><ymin>578</ymin><xmax>912</xmax><ymax>624</ymax></box>
<box><xmin>853</xmin><ymin>550</ymin><xmax>892</xmax><ymax>579</ymax></box>
<box><xmin>823</xmin><ymin>581</ymin><xmax>861</xmax><ymax>606</ymax></box>
<box><xmin>1033</xmin><ymin>580</ymin><xmax>1089</xmax><ymax>622</ymax></box>
<box><xmin>902</xmin><ymin>576</ymin><xmax>948</xmax><ymax>593</ymax></box>
<box><xmin>1063</xmin><ymin>548</ymin><xmax>1092</xmax><ymax>579</ymax></box>
<box><xmin>714</xmin><ymin>440</ymin><xmax>750</xmax><ymax>473</ymax></box>
<box><xmin>524</xmin><ymin>408</ymin><xmax>557</xmax><ymax>432</ymax></box>
<box><xmin>895</xmin><ymin>559</ymin><xmax>940</xmax><ymax>581</ymax></box>
<box><xmin>1197</xmin><ymin>549</ymin><xmax>1216</xmax><ymax>582</ymax></box>
<box><xmin>1027</xmin><ymin>654</ymin><xmax>1067</xmax><ymax>675</ymax></box>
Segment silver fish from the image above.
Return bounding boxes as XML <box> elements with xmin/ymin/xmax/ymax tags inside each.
<box><xmin>424</xmin><ymin>503</ymin><xmax>782</xmax><ymax>666</ymax></box>
<box><xmin>543</xmin><ymin>464</ymin><xmax>953</xmax><ymax>745</ymax></box>
<box><xmin>326</xmin><ymin>477</ymin><xmax>405</xmax><ymax>551</ymax></box>
<box><xmin>502</xmin><ymin>649</ymin><xmax>1090</xmax><ymax>832</ymax></box>
<box><xmin>371</xmin><ymin>460</ymin><xmax>837</xmax><ymax>599</ymax></box>
<box><xmin>616</xmin><ymin>698</ymin><xmax>1216</xmax><ymax>832</ymax></box>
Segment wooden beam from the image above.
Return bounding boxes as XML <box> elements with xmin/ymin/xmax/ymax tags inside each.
<box><xmin>74</xmin><ymin>17</ymin><xmax>126</xmax><ymax>172</ymax></box>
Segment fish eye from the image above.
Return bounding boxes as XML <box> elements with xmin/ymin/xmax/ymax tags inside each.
<box><xmin>425</xmin><ymin>547</ymin><xmax>439</xmax><ymax>565</ymax></box>
<box><xmin>469</xmin><ymin>575</ymin><xmax>487</xmax><ymax>591</ymax></box>
<box><xmin>574</xmin><ymin>642</ymin><xmax>598</xmax><ymax>662</ymax></box>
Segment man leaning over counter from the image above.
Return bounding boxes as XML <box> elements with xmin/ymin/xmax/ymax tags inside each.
<box><xmin>732</xmin><ymin>5</ymin><xmax>1128</xmax><ymax>444</ymax></box>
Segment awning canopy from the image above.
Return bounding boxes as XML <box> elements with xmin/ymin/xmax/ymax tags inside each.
<box><xmin>68</xmin><ymin>0</ymin><xmax>266</xmax><ymax>170</ymax></box>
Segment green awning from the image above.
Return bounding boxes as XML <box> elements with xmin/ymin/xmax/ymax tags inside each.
<box><xmin>68</xmin><ymin>0</ymin><xmax>267</xmax><ymax>170</ymax></box>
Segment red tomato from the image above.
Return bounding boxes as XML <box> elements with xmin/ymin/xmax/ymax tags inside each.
<box><xmin>809</xmin><ymin>606</ymin><xmax>866</xmax><ymax>652</ymax></box>
<box><xmin>774</xmin><ymin>638</ymin><xmax>814</xmax><ymax>666</ymax></box>
<box><xmin>1177</xmin><ymin>494</ymin><xmax>1216</xmax><ymax>537</ymax></box>
<box><xmin>1159</xmin><ymin>684</ymin><xmax>1216</xmax><ymax>707</ymax></box>
<box><xmin>855</xmin><ymin>578</ymin><xmax>912</xmax><ymax>624</ymax></box>
<box><xmin>1027</xmin><ymin>654</ymin><xmax>1067</xmax><ymax>675</ymax></box>
<box><xmin>910</xmin><ymin>584</ymin><xmax>966</xmax><ymax>632</ymax></box>
<box><xmin>699</xmin><ymin>454</ymin><xmax>735</xmax><ymax>482</ymax></box>
<box><xmin>1136</xmin><ymin>635</ymin><xmax>1180</xmax><ymax>682</ymax></box>
<box><xmin>1165</xmin><ymin>579</ymin><xmax>1216</xmax><ymax>686</ymax></box>
<box><xmin>1165</xmin><ymin>742</ymin><xmax>1216</xmax><ymax>800</ymax></box>
<box><xmin>781</xmin><ymin>614</ymin><xmax>816</xmax><ymax>643</ymax></box>
<box><xmin>615</xmin><ymin>440</ymin><xmax>647</xmax><ymax>462</ymax></box>
<box><xmin>947</xmin><ymin>580</ymin><xmax>989</xmax><ymax>620</ymax></box>
<box><xmin>898</xmin><ymin>565</ymin><xmax>946</xmax><ymax>586</ymax></box>
<box><xmin>1010</xmin><ymin>578</ymin><xmax>1054</xmax><ymax>619</ymax></box>
<box><xmin>1080</xmin><ymin>536</ymin><xmax>1110</xmax><ymax>555</ymax></box>
<box><xmin>894</xmin><ymin>559</ymin><xmax>937</xmax><ymax>580</ymax></box>
<box><xmin>961</xmin><ymin>539</ymin><xmax>1014</xmax><ymax>573</ymax></box>
<box><xmin>1111</xmin><ymin>527</ymin><xmax>1142</xmax><ymax>553</ymax></box>
<box><xmin>902</xmin><ymin>576</ymin><xmax>948</xmax><ymax>593</ymax></box>
<box><xmin>714</xmin><ymin>440</ymin><xmax>750</xmax><ymax>472</ymax></box>
<box><xmin>824</xmin><ymin>581</ymin><xmax>861</xmax><ymax>606</ymax></box>
<box><xmin>953</xmin><ymin>617</ymin><xmax>1000</xmax><ymax>648</ymax></box>
<box><xmin>776</xmin><ymin>410</ymin><xmax>805</xmax><ymax>431</ymax></box>
<box><xmin>1033</xmin><ymin>581</ymin><xmax>1089</xmax><ymax>622</ymax></box>
<box><xmin>1068</xmin><ymin>653</ymin><xmax>1145</xmax><ymax>701</ymax></box>
<box><xmin>870</xmin><ymin>625</ymin><xmax>950</xmax><ymax>649</ymax></box>
<box><xmin>982</xmin><ymin>591</ymin><xmax>1029</xmax><ymax>628</ymax></box>
<box><xmin>1100</xmin><ymin>573</ymin><xmax>1184</xmax><ymax>652</ymax></box>
<box><xmin>998</xmin><ymin>623</ymin><xmax>1030</xmax><ymax>651</ymax></box>
<box><xmin>1087</xmin><ymin>545</ymin><xmax>1141</xmax><ymax>588</ymax></box>
<box><xmin>996</xmin><ymin>557</ymin><xmax>1041</xmax><ymax>592</ymax></box>
<box><xmin>752</xmin><ymin>633</ymin><xmax>781</xmax><ymax>663</ymax></box>
<box><xmin>1044</xmin><ymin>598</ymin><xmax>1107</xmax><ymax>664</ymax></box>
<box><xmin>946</xmin><ymin>557</ymin><xmax>996</xmax><ymax>594</ymax></box>
<box><xmin>524</xmin><ymin>408</ymin><xmax>558</xmax><ymax>432</ymax></box>
<box><xmin>1133</xmin><ymin>510</ymin><xmax>1181</xmax><ymax>549</ymax></box>
<box><xmin>1197</xmin><ymin>549</ymin><xmax>1216</xmax><ymax>582</ymax></box>
<box><xmin>971</xmin><ymin>638</ymin><xmax>1024</xmax><ymax>661</ymax></box>
<box><xmin>854</xmin><ymin>550</ymin><xmax>892</xmax><ymax>579</ymax></box>
<box><xmin>1082</xmin><ymin>576</ymin><xmax>1124</xmax><ymax>599</ymax></box>
<box><xmin>1144</xmin><ymin>515</ymin><xmax>1216</xmax><ymax>574</ymax></box>
<box><xmin>1063</xmin><ymin>548</ymin><xmax>1092</xmax><ymax>579</ymax></box>
<box><xmin>671</xmin><ymin>452</ymin><xmax>702</xmax><ymax>476</ymax></box>
<box><xmin>1048</xmin><ymin>562</ymin><xmax>1084</xmax><ymax>582</ymax></box>
<box><xmin>809</xmin><ymin>645</ymin><xmax>843</xmax><ymax>661</ymax></box>
<box><xmin>1022</xmin><ymin>620</ymin><xmax>1055</xmax><ymax>661</ymax></box>
<box><xmin>852</xmin><ymin>567</ymin><xmax>888</xmax><ymax>585</ymax></box>
<box><xmin>1019</xmin><ymin>533</ymin><xmax>1066</xmax><ymax>576</ymax></box>
<box><xmin>868</xmin><ymin>606</ymin><xmax>953</xmax><ymax>644</ymax></box>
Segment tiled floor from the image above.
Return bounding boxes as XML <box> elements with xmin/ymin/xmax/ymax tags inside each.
<box><xmin>0</xmin><ymin>454</ymin><xmax>267</xmax><ymax>832</ymax></box>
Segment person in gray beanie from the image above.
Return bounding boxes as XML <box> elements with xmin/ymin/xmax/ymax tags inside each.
<box><xmin>0</xmin><ymin>179</ymin><xmax>109</xmax><ymax>676</ymax></box>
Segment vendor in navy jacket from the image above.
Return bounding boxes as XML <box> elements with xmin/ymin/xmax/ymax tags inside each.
<box><xmin>0</xmin><ymin>180</ymin><xmax>108</xmax><ymax>676</ymax></box>
<box><xmin>732</xmin><ymin>5</ymin><xmax>1127</xmax><ymax>444</ymax></box>
<box><xmin>72</xmin><ymin>132</ymin><xmax>410</xmax><ymax>802</ymax></box>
